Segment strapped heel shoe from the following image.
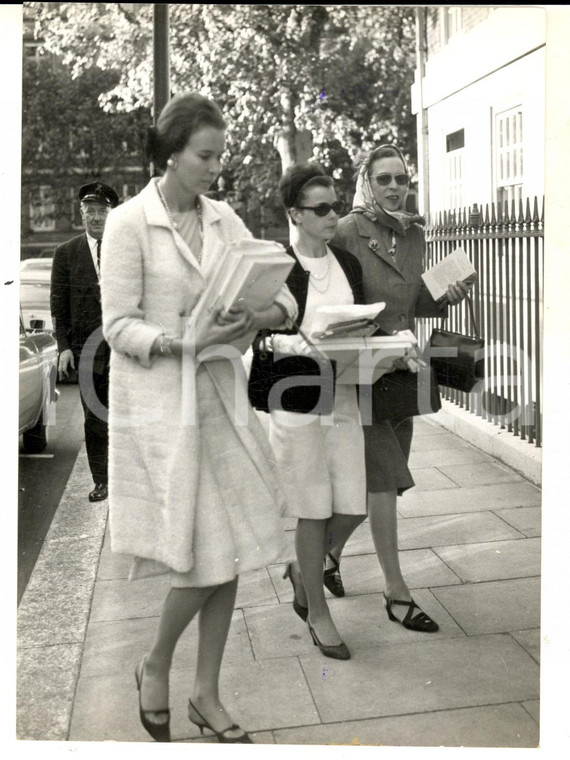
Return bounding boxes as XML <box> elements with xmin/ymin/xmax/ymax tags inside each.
<box><xmin>323</xmin><ymin>553</ymin><xmax>345</xmax><ymax>598</ymax></box>
<box><xmin>282</xmin><ymin>561</ymin><xmax>308</xmax><ymax>622</ymax></box>
<box><xmin>134</xmin><ymin>655</ymin><xmax>171</xmax><ymax>742</ymax></box>
<box><xmin>308</xmin><ymin>622</ymin><xmax>351</xmax><ymax>660</ymax></box>
<box><xmin>383</xmin><ymin>593</ymin><xmax>439</xmax><ymax>633</ymax></box>
<box><xmin>188</xmin><ymin>698</ymin><xmax>253</xmax><ymax>743</ymax></box>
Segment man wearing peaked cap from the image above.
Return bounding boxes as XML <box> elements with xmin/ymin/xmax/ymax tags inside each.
<box><xmin>78</xmin><ymin>181</ymin><xmax>120</xmax><ymax>208</ymax></box>
<box><xmin>50</xmin><ymin>180</ymin><xmax>120</xmax><ymax>502</ymax></box>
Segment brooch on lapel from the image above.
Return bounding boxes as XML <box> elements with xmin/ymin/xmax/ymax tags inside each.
<box><xmin>368</xmin><ymin>239</ymin><xmax>380</xmax><ymax>252</ymax></box>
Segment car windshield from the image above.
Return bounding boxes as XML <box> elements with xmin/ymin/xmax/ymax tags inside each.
<box><xmin>21</xmin><ymin>259</ymin><xmax>53</xmax><ymax>270</ymax></box>
<box><xmin>20</xmin><ymin>281</ymin><xmax>50</xmax><ymax>309</ymax></box>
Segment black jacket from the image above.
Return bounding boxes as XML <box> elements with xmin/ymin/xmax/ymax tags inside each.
<box><xmin>50</xmin><ymin>232</ymin><xmax>109</xmax><ymax>372</ymax></box>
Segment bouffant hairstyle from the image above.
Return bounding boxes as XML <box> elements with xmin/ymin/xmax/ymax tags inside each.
<box><xmin>279</xmin><ymin>162</ymin><xmax>333</xmax><ymax>225</ymax></box>
<box><xmin>146</xmin><ymin>92</ymin><xmax>227</xmax><ymax>171</ymax></box>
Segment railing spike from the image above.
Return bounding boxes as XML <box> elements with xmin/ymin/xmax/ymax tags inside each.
<box><xmin>518</xmin><ymin>197</ymin><xmax>525</xmax><ymax>225</ymax></box>
<box><xmin>524</xmin><ymin>197</ymin><xmax>532</xmax><ymax>224</ymax></box>
<box><xmin>496</xmin><ymin>200</ymin><xmax>503</xmax><ymax>224</ymax></box>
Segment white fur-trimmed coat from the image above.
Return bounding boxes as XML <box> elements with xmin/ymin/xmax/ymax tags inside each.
<box><xmin>100</xmin><ymin>179</ymin><xmax>293</xmax><ymax>580</ymax></box>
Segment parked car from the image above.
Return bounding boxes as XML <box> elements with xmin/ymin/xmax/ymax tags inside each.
<box><xmin>19</xmin><ymin>313</ymin><xmax>59</xmax><ymax>453</ymax></box>
<box><xmin>20</xmin><ymin>257</ymin><xmax>53</xmax><ymax>333</ymax></box>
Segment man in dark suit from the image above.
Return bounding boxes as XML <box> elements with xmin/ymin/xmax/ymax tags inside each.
<box><xmin>50</xmin><ymin>181</ymin><xmax>119</xmax><ymax>502</ymax></box>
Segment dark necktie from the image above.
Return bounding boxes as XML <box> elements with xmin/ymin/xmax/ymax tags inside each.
<box><xmin>96</xmin><ymin>239</ymin><xmax>101</xmax><ymax>272</ymax></box>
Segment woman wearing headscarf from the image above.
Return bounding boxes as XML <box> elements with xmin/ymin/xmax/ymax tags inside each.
<box><xmin>324</xmin><ymin>144</ymin><xmax>474</xmax><ymax>633</ymax></box>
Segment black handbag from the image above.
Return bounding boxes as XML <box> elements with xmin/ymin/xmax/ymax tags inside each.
<box><xmin>428</xmin><ymin>295</ymin><xmax>485</xmax><ymax>393</ymax></box>
<box><xmin>372</xmin><ymin>365</ymin><xmax>442</xmax><ymax>422</ymax></box>
<box><xmin>248</xmin><ymin>328</ymin><xmax>336</xmax><ymax>415</ymax></box>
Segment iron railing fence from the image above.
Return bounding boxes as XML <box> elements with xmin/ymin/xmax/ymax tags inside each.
<box><xmin>419</xmin><ymin>197</ymin><xmax>544</xmax><ymax>447</ymax></box>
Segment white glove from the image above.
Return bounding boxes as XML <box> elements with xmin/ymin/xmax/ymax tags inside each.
<box><xmin>271</xmin><ymin>334</ymin><xmax>314</xmax><ymax>357</ymax></box>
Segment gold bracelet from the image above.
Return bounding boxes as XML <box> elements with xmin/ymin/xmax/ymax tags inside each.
<box><xmin>158</xmin><ymin>335</ymin><xmax>174</xmax><ymax>357</ymax></box>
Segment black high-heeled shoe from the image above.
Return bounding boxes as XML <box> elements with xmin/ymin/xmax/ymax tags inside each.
<box><xmin>383</xmin><ymin>593</ymin><xmax>439</xmax><ymax>633</ymax></box>
<box><xmin>282</xmin><ymin>561</ymin><xmax>308</xmax><ymax>622</ymax></box>
<box><xmin>323</xmin><ymin>552</ymin><xmax>345</xmax><ymax>598</ymax></box>
<box><xmin>188</xmin><ymin>698</ymin><xmax>253</xmax><ymax>743</ymax></box>
<box><xmin>134</xmin><ymin>655</ymin><xmax>171</xmax><ymax>742</ymax></box>
<box><xmin>307</xmin><ymin>622</ymin><xmax>351</xmax><ymax>660</ymax></box>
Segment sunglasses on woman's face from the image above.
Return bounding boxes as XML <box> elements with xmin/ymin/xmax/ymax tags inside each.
<box><xmin>295</xmin><ymin>200</ymin><xmax>345</xmax><ymax>217</ymax></box>
<box><xmin>374</xmin><ymin>173</ymin><xmax>410</xmax><ymax>187</ymax></box>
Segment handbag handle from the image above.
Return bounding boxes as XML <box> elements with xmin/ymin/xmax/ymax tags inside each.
<box><xmin>441</xmin><ymin>293</ymin><xmax>480</xmax><ymax>339</ymax></box>
<box><xmin>464</xmin><ymin>294</ymin><xmax>480</xmax><ymax>339</ymax></box>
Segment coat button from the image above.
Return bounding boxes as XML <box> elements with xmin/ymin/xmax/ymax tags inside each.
<box><xmin>399</xmin><ymin>314</ymin><xmax>407</xmax><ymax>322</ymax></box>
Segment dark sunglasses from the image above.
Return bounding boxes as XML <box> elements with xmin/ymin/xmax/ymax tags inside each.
<box><xmin>295</xmin><ymin>200</ymin><xmax>345</xmax><ymax>217</ymax></box>
<box><xmin>374</xmin><ymin>173</ymin><xmax>410</xmax><ymax>187</ymax></box>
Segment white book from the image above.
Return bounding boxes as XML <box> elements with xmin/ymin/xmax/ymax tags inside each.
<box><xmin>218</xmin><ymin>253</ymin><xmax>294</xmax><ymax>312</ymax></box>
<box><xmin>421</xmin><ymin>246</ymin><xmax>476</xmax><ymax>301</ymax></box>
<box><xmin>310</xmin><ymin>330</ymin><xmax>417</xmax><ymax>384</ymax></box>
<box><xmin>188</xmin><ymin>238</ymin><xmax>294</xmax><ymax>355</ymax></box>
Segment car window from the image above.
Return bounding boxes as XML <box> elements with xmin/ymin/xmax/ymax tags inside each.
<box><xmin>20</xmin><ymin>281</ymin><xmax>51</xmax><ymax>309</ymax></box>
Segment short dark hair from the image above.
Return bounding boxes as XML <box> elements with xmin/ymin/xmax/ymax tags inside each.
<box><xmin>146</xmin><ymin>92</ymin><xmax>227</xmax><ymax>171</ymax></box>
<box><xmin>279</xmin><ymin>162</ymin><xmax>333</xmax><ymax>219</ymax></box>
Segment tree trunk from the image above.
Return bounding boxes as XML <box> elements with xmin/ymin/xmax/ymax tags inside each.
<box><xmin>275</xmin><ymin>88</ymin><xmax>313</xmax><ymax>172</ymax></box>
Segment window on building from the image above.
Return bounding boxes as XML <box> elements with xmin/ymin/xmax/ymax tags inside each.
<box><xmin>445</xmin><ymin>128</ymin><xmax>464</xmax><ymax>210</ymax></box>
<box><xmin>121</xmin><ymin>183</ymin><xmax>143</xmax><ymax>203</ymax></box>
<box><xmin>441</xmin><ymin>7</ymin><xmax>463</xmax><ymax>44</ymax></box>
<box><xmin>495</xmin><ymin>107</ymin><xmax>523</xmax><ymax>208</ymax></box>
<box><xmin>30</xmin><ymin>185</ymin><xmax>55</xmax><ymax>231</ymax></box>
<box><xmin>71</xmin><ymin>187</ymin><xmax>83</xmax><ymax>230</ymax></box>
<box><xmin>24</xmin><ymin>43</ymin><xmax>40</xmax><ymax>65</ymax></box>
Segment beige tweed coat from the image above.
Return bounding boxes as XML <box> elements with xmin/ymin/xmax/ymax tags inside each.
<box><xmin>100</xmin><ymin>179</ymin><xmax>293</xmax><ymax>583</ymax></box>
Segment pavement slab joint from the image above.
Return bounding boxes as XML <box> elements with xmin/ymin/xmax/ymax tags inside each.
<box><xmin>17</xmin><ymin>415</ymin><xmax>541</xmax><ymax>747</ymax></box>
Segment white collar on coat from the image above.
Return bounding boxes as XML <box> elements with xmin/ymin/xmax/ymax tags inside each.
<box><xmin>140</xmin><ymin>177</ymin><xmax>222</xmax><ymax>228</ymax></box>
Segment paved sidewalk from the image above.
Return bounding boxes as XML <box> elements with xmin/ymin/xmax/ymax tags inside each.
<box><xmin>17</xmin><ymin>415</ymin><xmax>541</xmax><ymax>747</ymax></box>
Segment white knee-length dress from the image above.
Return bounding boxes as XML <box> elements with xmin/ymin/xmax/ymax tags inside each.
<box><xmin>269</xmin><ymin>247</ymin><xmax>367</xmax><ymax>520</ymax></box>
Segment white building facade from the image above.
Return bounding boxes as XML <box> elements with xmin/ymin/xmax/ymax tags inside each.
<box><xmin>412</xmin><ymin>6</ymin><xmax>546</xmax><ymax>215</ymax></box>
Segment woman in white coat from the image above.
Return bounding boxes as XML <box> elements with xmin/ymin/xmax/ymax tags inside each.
<box><xmin>100</xmin><ymin>92</ymin><xmax>297</xmax><ymax>743</ymax></box>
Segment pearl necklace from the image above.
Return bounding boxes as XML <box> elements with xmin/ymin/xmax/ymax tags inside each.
<box><xmin>295</xmin><ymin>245</ymin><xmax>332</xmax><ymax>294</ymax></box>
<box><xmin>157</xmin><ymin>180</ymin><xmax>203</xmax><ymax>263</ymax></box>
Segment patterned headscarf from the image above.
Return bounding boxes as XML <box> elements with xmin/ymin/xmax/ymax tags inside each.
<box><xmin>351</xmin><ymin>144</ymin><xmax>425</xmax><ymax>233</ymax></box>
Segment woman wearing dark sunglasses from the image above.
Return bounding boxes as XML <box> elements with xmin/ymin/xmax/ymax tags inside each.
<box><xmin>323</xmin><ymin>144</ymin><xmax>474</xmax><ymax>633</ymax></box>
<box><xmin>261</xmin><ymin>162</ymin><xmax>369</xmax><ymax>660</ymax></box>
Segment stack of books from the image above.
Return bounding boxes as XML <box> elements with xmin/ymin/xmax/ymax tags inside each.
<box><xmin>307</xmin><ymin>304</ymin><xmax>417</xmax><ymax>384</ymax></box>
<box><xmin>187</xmin><ymin>238</ymin><xmax>295</xmax><ymax>355</ymax></box>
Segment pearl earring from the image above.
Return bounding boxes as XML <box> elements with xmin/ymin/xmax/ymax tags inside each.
<box><xmin>167</xmin><ymin>157</ymin><xmax>177</xmax><ymax>169</ymax></box>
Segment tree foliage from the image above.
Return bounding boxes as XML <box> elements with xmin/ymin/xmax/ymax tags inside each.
<box><xmin>25</xmin><ymin>3</ymin><xmax>418</xmax><ymax>218</ymax></box>
<box><xmin>21</xmin><ymin>53</ymin><xmax>150</xmax><ymax>228</ymax></box>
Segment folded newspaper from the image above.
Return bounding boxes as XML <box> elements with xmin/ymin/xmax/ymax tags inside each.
<box><xmin>421</xmin><ymin>246</ymin><xmax>476</xmax><ymax>301</ymax></box>
<box><xmin>308</xmin><ymin>302</ymin><xmax>386</xmax><ymax>340</ymax></box>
